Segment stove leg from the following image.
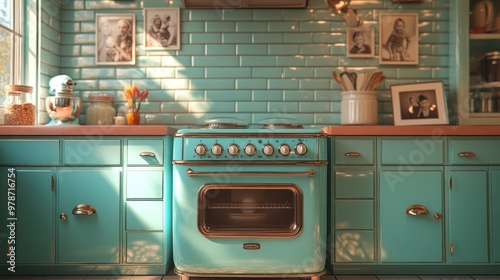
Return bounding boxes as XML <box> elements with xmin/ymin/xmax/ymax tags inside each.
<box><xmin>179</xmin><ymin>275</ymin><xmax>189</xmax><ymax>280</ymax></box>
<box><xmin>310</xmin><ymin>276</ymin><xmax>320</xmax><ymax>280</ymax></box>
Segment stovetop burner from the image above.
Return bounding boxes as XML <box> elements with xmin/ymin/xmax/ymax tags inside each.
<box><xmin>202</xmin><ymin>117</ymin><xmax>248</xmax><ymax>129</ymax></box>
<box><xmin>198</xmin><ymin>117</ymin><xmax>311</xmax><ymax>130</ymax></box>
<box><xmin>259</xmin><ymin>117</ymin><xmax>303</xmax><ymax>129</ymax></box>
<box><xmin>260</xmin><ymin>123</ymin><xmax>303</xmax><ymax>129</ymax></box>
<box><xmin>204</xmin><ymin>122</ymin><xmax>248</xmax><ymax>129</ymax></box>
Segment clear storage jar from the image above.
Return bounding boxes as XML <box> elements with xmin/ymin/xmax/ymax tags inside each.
<box><xmin>3</xmin><ymin>85</ymin><xmax>35</xmax><ymax>125</ymax></box>
<box><xmin>86</xmin><ymin>94</ymin><xmax>116</xmax><ymax>125</ymax></box>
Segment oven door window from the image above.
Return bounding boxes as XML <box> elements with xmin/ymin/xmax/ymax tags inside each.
<box><xmin>198</xmin><ymin>184</ymin><xmax>303</xmax><ymax>238</ymax></box>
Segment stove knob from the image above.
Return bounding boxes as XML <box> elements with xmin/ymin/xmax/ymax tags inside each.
<box><xmin>262</xmin><ymin>143</ymin><xmax>274</xmax><ymax>156</ymax></box>
<box><xmin>278</xmin><ymin>144</ymin><xmax>291</xmax><ymax>156</ymax></box>
<box><xmin>211</xmin><ymin>143</ymin><xmax>223</xmax><ymax>156</ymax></box>
<box><xmin>195</xmin><ymin>144</ymin><xmax>207</xmax><ymax>156</ymax></box>
<box><xmin>295</xmin><ymin>143</ymin><xmax>308</xmax><ymax>156</ymax></box>
<box><xmin>244</xmin><ymin>143</ymin><xmax>257</xmax><ymax>156</ymax></box>
<box><xmin>228</xmin><ymin>144</ymin><xmax>240</xmax><ymax>156</ymax></box>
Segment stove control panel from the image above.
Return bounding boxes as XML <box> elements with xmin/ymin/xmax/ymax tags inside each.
<box><xmin>184</xmin><ymin>136</ymin><xmax>322</xmax><ymax>161</ymax></box>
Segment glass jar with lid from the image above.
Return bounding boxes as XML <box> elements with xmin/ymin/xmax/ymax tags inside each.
<box><xmin>86</xmin><ymin>94</ymin><xmax>116</xmax><ymax>125</ymax></box>
<box><xmin>3</xmin><ymin>85</ymin><xmax>35</xmax><ymax>125</ymax></box>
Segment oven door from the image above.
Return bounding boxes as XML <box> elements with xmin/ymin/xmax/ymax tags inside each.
<box><xmin>198</xmin><ymin>184</ymin><xmax>303</xmax><ymax>238</ymax></box>
<box><xmin>172</xmin><ymin>164</ymin><xmax>327</xmax><ymax>274</ymax></box>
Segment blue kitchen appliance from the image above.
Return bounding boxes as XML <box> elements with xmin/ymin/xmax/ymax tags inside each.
<box><xmin>172</xmin><ymin>118</ymin><xmax>328</xmax><ymax>280</ymax></box>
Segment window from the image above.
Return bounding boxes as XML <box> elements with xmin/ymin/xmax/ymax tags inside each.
<box><xmin>0</xmin><ymin>0</ymin><xmax>22</xmax><ymax>103</ymax></box>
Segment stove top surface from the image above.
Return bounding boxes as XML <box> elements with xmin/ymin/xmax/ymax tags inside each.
<box><xmin>190</xmin><ymin>117</ymin><xmax>325</xmax><ymax>130</ymax></box>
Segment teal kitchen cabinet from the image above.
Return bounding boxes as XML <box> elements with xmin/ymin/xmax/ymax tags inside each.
<box><xmin>124</xmin><ymin>137</ymin><xmax>172</xmax><ymax>267</ymax></box>
<box><xmin>379</xmin><ymin>166</ymin><xmax>444</xmax><ymax>263</ymax></box>
<box><xmin>492</xmin><ymin>167</ymin><xmax>500</xmax><ymax>263</ymax></box>
<box><xmin>0</xmin><ymin>136</ymin><xmax>172</xmax><ymax>276</ymax></box>
<box><xmin>328</xmin><ymin>137</ymin><xmax>376</xmax><ymax>270</ymax></box>
<box><xmin>57</xmin><ymin>168</ymin><xmax>121</xmax><ymax>263</ymax></box>
<box><xmin>0</xmin><ymin>168</ymin><xmax>55</xmax><ymax>265</ymax></box>
<box><xmin>444</xmin><ymin>166</ymin><xmax>487</xmax><ymax>263</ymax></box>
<box><xmin>379</xmin><ymin>137</ymin><xmax>445</xmax><ymax>263</ymax></box>
<box><xmin>446</xmin><ymin>137</ymin><xmax>498</xmax><ymax>264</ymax></box>
<box><xmin>58</xmin><ymin>138</ymin><xmax>122</xmax><ymax>263</ymax></box>
<box><xmin>0</xmin><ymin>139</ymin><xmax>59</xmax><ymax>266</ymax></box>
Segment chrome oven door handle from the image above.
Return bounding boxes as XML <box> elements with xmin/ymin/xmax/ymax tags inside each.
<box><xmin>186</xmin><ymin>168</ymin><xmax>315</xmax><ymax>177</ymax></box>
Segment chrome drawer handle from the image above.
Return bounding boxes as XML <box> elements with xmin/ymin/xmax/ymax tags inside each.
<box><xmin>345</xmin><ymin>152</ymin><xmax>361</xmax><ymax>157</ymax></box>
<box><xmin>72</xmin><ymin>204</ymin><xmax>97</xmax><ymax>215</ymax></box>
<box><xmin>458</xmin><ymin>151</ymin><xmax>476</xmax><ymax>157</ymax></box>
<box><xmin>406</xmin><ymin>204</ymin><xmax>429</xmax><ymax>216</ymax></box>
<box><xmin>140</xmin><ymin>152</ymin><xmax>156</xmax><ymax>157</ymax></box>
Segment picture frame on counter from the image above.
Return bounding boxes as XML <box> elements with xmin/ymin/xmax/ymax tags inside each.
<box><xmin>390</xmin><ymin>81</ymin><xmax>449</xmax><ymax>126</ymax></box>
<box><xmin>144</xmin><ymin>8</ymin><xmax>180</xmax><ymax>50</ymax></box>
<box><xmin>346</xmin><ymin>28</ymin><xmax>375</xmax><ymax>58</ymax></box>
<box><xmin>96</xmin><ymin>14</ymin><xmax>136</xmax><ymax>65</ymax></box>
<box><xmin>379</xmin><ymin>13</ymin><xmax>418</xmax><ymax>65</ymax></box>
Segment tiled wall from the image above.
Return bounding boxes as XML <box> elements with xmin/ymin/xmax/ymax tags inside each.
<box><xmin>38</xmin><ymin>0</ymin><xmax>451</xmax><ymax>125</ymax></box>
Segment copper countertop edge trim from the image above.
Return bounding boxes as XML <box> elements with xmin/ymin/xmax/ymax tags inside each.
<box><xmin>1</xmin><ymin>125</ymin><xmax>500</xmax><ymax>136</ymax></box>
<box><xmin>0</xmin><ymin>125</ymin><xmax>179</xmax><ymax>136</ymax></box>
<box><xmin>322</xmin><ymin>125</ymin><xmax>500</xmax><ymax>136</ymax></box>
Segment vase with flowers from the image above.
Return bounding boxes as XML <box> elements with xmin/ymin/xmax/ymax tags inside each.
<box><xmin>123</xmin><ymin>85</ymin><xmax>148</xmax><ymax>125</ymax></box>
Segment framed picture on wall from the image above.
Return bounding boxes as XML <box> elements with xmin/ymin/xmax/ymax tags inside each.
<box><xmin>95</xmin><ymin>13</ymin><xmax>136</xmax><ymax>65</ymax></box>
<box><xmin>390</xmin><ymin>81</ymin><xmax>448</xmax><ymax>126</ymax></box>
<box><xmin>346</xmin><ymin>28</ymin><xmax>375</xmax><ymax>58</ymax></box>
<box><xmin>379</xmin><ymin>13</ymin><xmax>418</xmax><ymax>65</ymax></box>
<box><xmin>144</xmin><ymin>8</ymin><xmax>180</xmax><ymax>50</ymax></box>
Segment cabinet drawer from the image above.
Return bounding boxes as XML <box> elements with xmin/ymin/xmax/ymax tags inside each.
<box><xmin>449</xmin><ymin>139</ymin><xmax>500</xmax><ymax>165</ymax></box>
<box><xmin>127</xmin><ymin>170</ymin><xmax>163</xmax><ymax>199</ymax></box>
<box><xmin>62</xmin><ymin>139</ymin><xmax>121</xmax><ymax>165</ymax></box>
<box><xmin>127</xmin><ymin>139</ymin><xmax>164</xmax><ymax>166</ymax></box>
<box><xmin>335</xmin><ymin>230</ymin><xmax>374</xmax><ymax>263</ymax></box>
<box><xmin>126</xmin><ymin>201</ymin><xmax>163</xmax><ymax>230</ymax></box>
<box><xmin>335</xmin><ymin>200</ymin><xmax>373</xmax><ymax>229</ymax></box>
<box><xmin>380</xmin><ymin>138</ymin><xmax>445</xmax><ymax>165</ymax></box>
<box><xmin>0</xmin><ymin>139</ymin><xmax>60</xmax><ymax>165</ymax></box>
<box><xmin>335</xmin><ymin>167</ymin><xmax>374</xmax><ymax>199</ymax></box>
<box><xmin>126</xmin><ymin>232</ymin><xmax>164</xmax><ymax>264</ymax></box>
<box><xmin>334</xmin><ymin>139</ymin><xmax>374</xmax><ymax>165</ymax></box>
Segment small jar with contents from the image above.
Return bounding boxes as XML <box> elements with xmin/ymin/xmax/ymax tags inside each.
<box><xmin>86</xmin><ymin>94</ymin><xmax>116</xmax><ymax>125</ymax></box>
<box><xmin>3</xmin><ymin>85</ymin><xmax>35</xmax><ymax>125</ymax></box>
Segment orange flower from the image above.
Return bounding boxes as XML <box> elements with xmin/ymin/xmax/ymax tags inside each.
<box><xmin>123</xmin><ymin>85</ymin><xmax>148</xmax><ymax>112</ymax></box>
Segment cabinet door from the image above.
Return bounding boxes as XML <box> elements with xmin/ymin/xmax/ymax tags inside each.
<box><xmin>57</xmin><ymin>169</ymin><xmax>120</xmax><ymax>263</ymax></box>
<box><xmin>492</xmin><ymin>167</ymin><xmax>500</xmax><ymax>263</ymax></box>
<box><xmin>446</xmin><ymin>167</ymin><xmax>488</xmax><ymax>263</ymax></box>
<box><xmin>379</xmin><ymin>167</ymin><xmax>443</xmax><ymax>263</ymax></box>
<box><xmin>0</xmin><ymin>168</ymin><xmax>54</xmax><ymax>264</ymax></box>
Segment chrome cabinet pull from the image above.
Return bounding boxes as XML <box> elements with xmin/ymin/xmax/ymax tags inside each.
<box><xmin>345</xmin><ymin>152</ymin><xmax>361</xmax><ymax>157</ymax></box>
<box><xmin>405</xmin><ymin>204</ymin><xmax>429</xmax><ymax>216</ymax></box>
<box><xmin>60</xmin><ymin>213</ymin><xmax>67</xmax><ymax>221</ymax></box>
<box><xmin>458</xmin><ymin>151</ymin><xmax>476</xmax><ymax>157</ymax></box>
<box><xmin>450</xmin><ymin>241</ymin><xmax>454</xmax><ymax>256</ymax></box>
<box><xmin>186</xmin><ymin>168</ymin><xmax>315</xmax><ymax>177</ymax></box>
<box><xmin>72</xmin><ymin>204</ymin><xmax>97</xmax><ymax>215</ymax></box>
<box><xmin>140</xmin><ymin>152</ymin><xmax>156</xmax><ymax>157</ymax></box>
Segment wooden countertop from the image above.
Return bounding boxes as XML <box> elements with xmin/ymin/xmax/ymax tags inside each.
<box><xmin>322</xmin><ymin>125</ymin><xmax>500</xmax><ymax>136</ymax></box>
<box><xmin>0</xmin><ymin>125</ymin><xmax>179</xmax><ymax>136</ymax></box>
